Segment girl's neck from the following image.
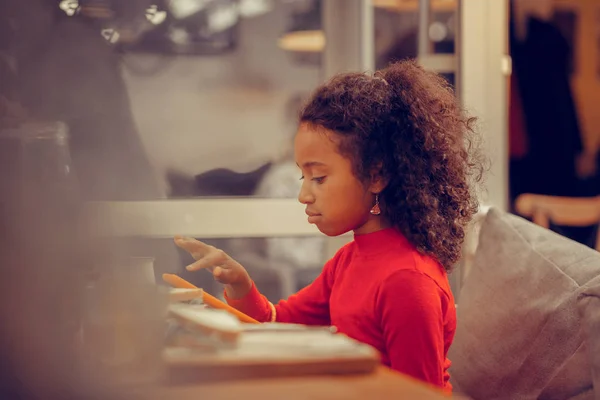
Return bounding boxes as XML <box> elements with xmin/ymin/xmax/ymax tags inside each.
<box><xmin>353</xmin><ymin>216</ymin><xmax>391</xmax><ymax>236</ymax></box>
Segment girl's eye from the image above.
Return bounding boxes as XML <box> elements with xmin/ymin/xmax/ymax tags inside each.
<box><xmin>299</xmin><ymin>175</ymin><xmax>304</xmax><ymax>181</ymax></box>
<box><xmin>312</xmin><ymin>176</ymin><xmax>326</xmax><ymax>184</ymax></box>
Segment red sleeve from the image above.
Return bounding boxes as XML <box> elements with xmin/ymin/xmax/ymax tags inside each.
<box><xmin>375</xmin><ymin>269</ymin><xmax>448</xmax><ymax>388</ymax></box>
<box><xmin>225</xmin><ymin>257</ymin><xmax>336</xmax><ymax>326</ymax></box>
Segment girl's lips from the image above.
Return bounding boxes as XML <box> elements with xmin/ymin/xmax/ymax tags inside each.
<box><xmin>305</xmin><ymin>211</ymin><xmax>322</xmax><ymax>224</ymax></box>
<box><xmin>308</xmin><ymin>215</ymin><xmax>321</xmax><ymax>224</ymax></box>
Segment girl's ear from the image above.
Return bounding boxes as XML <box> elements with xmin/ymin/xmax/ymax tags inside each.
<box><xmin>368</xmin><ymin>163</ymin><xmax>388</xmax><ymax>194</ymax></box>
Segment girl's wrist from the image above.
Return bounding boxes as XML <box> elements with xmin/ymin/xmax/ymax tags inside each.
<box><xmin>225</xmin><ymin>276</ymin><xmax>253</xmax><ymax>300</ymax></box>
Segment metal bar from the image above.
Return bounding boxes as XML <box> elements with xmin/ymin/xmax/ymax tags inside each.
<box><xmin>454</xmin><ymin>0</ymin><xmax>462</xmax><ymax>99</ymax></box>
<box><xmin>322</xmin><ymin>0</ymin><xmax>374</xmax><ymax>79</ymax></box>
<box><xmin>418</xmin><ymin>0</ymin><xmax>431</xmax><ymax>57</ymax></box>
<box><xmin>359</xmin><ymin>0</ymin><xmax>375</xmax><ymax>72</ymax></box>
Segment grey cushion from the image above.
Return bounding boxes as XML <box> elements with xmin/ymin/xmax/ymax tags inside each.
<box><xmin>567</xmin><ymin>389</ymin><xmax>595</xmax><ymax>400</ymax></box>
<box><xmin>449</xmin><ymin>208</ymin><xmax>600</xmax><ymax>400</ymax></box>
<box><xmin>577</xmin><ymin>278</ymin><xmax>600</xmax><ymax>400</ymax></box>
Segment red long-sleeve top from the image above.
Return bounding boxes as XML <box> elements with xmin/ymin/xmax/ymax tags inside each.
<box><xmin>226</xmin><ymin>228</ymin><xmax>456</xmax><ymax>392</ymax></box>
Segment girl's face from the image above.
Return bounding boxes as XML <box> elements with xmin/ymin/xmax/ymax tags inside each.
<box><xmin>294</xmin><ymin>123</ymin><xmax>388</xmax><ymax>236</ymax></box>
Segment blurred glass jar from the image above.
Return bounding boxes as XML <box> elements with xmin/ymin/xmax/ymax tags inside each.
<box><xmin>0</xmin><ymin>121</ymin><xmax>86</xmax><ymax>396</ymax></box>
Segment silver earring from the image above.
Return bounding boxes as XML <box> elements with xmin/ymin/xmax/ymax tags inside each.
<box><xmin>370</xmin><ymin>194</ymin><xmax>381</xmax><ymax>215</ymax></box>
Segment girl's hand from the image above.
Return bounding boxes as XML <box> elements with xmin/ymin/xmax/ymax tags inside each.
<box><xmin>174</xmin><ymin>236</ymin><xmax>252</xmax><ymax>299</ymax></box>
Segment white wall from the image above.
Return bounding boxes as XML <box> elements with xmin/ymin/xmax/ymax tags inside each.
<box><xmin>460</xmin><ymin>0</ymin><xmax>509</xmax><ymax>211</ymax></box>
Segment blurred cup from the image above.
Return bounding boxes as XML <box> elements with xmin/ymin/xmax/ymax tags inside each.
<box><xmin>81</xmin><ymin>256</ymin><xmax>167</xmax><ymax>389</ymax></box>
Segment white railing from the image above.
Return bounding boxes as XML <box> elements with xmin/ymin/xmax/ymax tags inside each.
<box><xmin>84</xmin><ymin>199</ymin><xmax>490</xmax><ymax>296</ymax></box>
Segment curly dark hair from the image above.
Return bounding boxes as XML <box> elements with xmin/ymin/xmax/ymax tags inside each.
<box><xmin>299</xmin><ymin>60</ymin><xmax>485</xmax><ymax>270</ymax></box>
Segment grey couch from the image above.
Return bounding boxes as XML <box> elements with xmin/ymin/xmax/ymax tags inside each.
<box><xmin>449</xmin><ymin>208</ymin><xmax>600</xmax><ymax>400</ymax></box>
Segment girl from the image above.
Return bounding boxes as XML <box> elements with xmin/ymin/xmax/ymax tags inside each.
<box><xmin>175</xmin><ymin>60</ymin><xmax>484</xmax><ymax>393</ymax></box>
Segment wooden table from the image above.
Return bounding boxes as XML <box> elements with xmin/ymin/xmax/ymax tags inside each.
<box><xmin>154</xmin><ymin>367</ymin><xmax>469</xmax><ymax>400</ymax></box>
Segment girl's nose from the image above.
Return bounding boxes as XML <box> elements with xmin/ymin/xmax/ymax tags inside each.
<box><xmin>298</xmin><ymin>180</ymin><xmax>315</xmax><ymax>204</ymax></box>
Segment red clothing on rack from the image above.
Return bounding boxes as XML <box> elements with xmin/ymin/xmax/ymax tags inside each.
<box><xmin>509</xmin><ymin>72</ymin><xmax>529</xmax><ymax>159</ymax></box>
